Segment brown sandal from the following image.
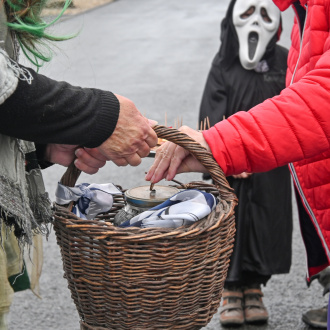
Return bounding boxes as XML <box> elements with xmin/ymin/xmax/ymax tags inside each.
<box><xmin>220</xmin><ymin>288</ymin><xmax>244</xmax><ymax>326</ymax></box>
<box><xmin>243</xmin><ymin>287</ymin><xmax>269</xmax><ymax>324</ymax></box>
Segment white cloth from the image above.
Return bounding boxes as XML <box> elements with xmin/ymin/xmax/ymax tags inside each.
<box><xmin>55</xmin><ymin>182</ymin><xmax>122</xmax><ymax>220</ymax></box>
<box><xmin>119</xmin><ymin>189</ymin><xmax>217</xmax><ymax>229</ymax></box>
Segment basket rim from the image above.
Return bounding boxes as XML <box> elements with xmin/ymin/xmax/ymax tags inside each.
<box><xmin>54</xmin><ymin>198</ymin><xmax>236</xmax><ymax>241</ymax></box>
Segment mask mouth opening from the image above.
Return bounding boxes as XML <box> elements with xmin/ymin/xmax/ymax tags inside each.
<box><xmin>248</xmin><ymin>31</ymin><xmax>259</xmax><ymax>60</ymax></box>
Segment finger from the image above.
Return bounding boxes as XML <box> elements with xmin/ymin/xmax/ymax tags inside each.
<box><xmin>83</xmin><ymin>148</ymin><xmax>108</xmax><ymax>161</ymax></box>
<box><xmin>145</xmin><ymin>158</ymin><xmax>163</xmax><ymax>181</ymax></box>
<box><xmin>75</xmin><ymin>148</ymin><xmax>107</xmax><ymax>169</ymax></box>
<box><xmin>165</xmin><ymin>145</ymin><xmax>190</xmax><ymax>181</ymax></box>
<box><xmin>150</xmin><ymin>143</ymin><xmax>178</xmax><ymax>183</ymax></box>
<box><xmin>125</xmin><ymin>153</ymin><xmax>142</xmax><ymax>167</ymax></box>
<box><xmin>147</xmin><ymin>118</ymin><xmax>158</xmax><ymax>127</ymax></box>
<box><xmin>145</xmin><ymin>143</ymin><xmax>167</xmax><ymax>180</ymax></box>
<box><xmin>136</xmin><ymin>141</ymin><xmax>152</xmax><ymax>158</ymax></box>
<box><xmin>74</xmin><ymin>159</ymin><xmax>100</xmax><ymax>175</ymax></box>
<box><xmin>146</xmin><ymin>145</ymin><xmax>169</xmax><ymax>179</ymax></box>
<box><xmin>145</xmin><ymin>164</ymin><xmax>156</xmax><ymax>181</ymax></box>
<box><xmin>145</xmin><ymin>127</ymin><xmax>158</xmax><ymax>148</ymax></box>
<box><xmin>111</xmin><ymin>157</ymin><xmax>129</xmax><ymax>167</ymax></box>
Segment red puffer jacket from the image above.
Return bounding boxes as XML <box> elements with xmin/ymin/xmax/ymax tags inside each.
<box><xmin>203</xmin><ymin>0</ymin><xmax>330</xmax><ymax>279</ymax></box>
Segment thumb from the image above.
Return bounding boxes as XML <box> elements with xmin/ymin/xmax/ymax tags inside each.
<box><xmin>147</xmin><ymin>118</ymin><xmax>158</xmax><ymax>127</ymax></box>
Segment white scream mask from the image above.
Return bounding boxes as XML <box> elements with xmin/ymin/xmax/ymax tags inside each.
<box><xmin>232</xmin><ymin>0</ymin><xmax>281</xmax><ymax>70</ymax></box>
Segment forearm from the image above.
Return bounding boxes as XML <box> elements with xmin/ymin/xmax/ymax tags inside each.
<box><xmin>204</xmin><ymin>73</ymin><xmax>330</xmax><ymax>176</ymax></box>
<box><xmin>0</xmin><ymin>65</ymin><xmax>120</xmax><ymax>148</ymax></box>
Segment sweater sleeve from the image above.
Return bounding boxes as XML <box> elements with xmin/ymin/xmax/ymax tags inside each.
<box><xmin>0</xmin><ymin>64</ymin><xmax>120</xmax><ymax>148</ymax></box>
<box><xmin>203</xmin><ymin>49</ymin><xmax>330</xmax><ymax>176</ymax></box>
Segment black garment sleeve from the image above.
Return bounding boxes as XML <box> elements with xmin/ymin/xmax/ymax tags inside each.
<box><xmin>35</xmin><ymin>144</ymin><xmax>54</xmax><ymax>169</ymax></box>
<box><xmin>0</xmin><ymin>65</ymin><xmax>120</xmax><ymax>148</ymax></box>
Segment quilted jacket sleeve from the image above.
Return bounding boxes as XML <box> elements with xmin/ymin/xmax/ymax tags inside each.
<box><xmin>203</xmin><ymin>49</ymin><xmax>330</xmax><ymax>176</ymax></box>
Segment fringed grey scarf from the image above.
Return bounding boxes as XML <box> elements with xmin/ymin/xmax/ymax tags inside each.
<box><xmin>0</xmin><ymin>3</ymin><xmax>52</xmax><ymax>247</ymax></box>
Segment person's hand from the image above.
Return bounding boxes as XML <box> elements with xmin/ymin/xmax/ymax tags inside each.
<box><xmin>145</xmin><ymin>126</ymin><xmax>210</xmax><ymax>183</ymax></box>
<box><xmin>46</xmin><ymin>95</ymin><xmax>158</xmax><ymax>174</ymax></box>
<box><xmin>96</xmin><ymin>94</ymin><xmax>158</xmax><ymax>166</ymax></box>
<box><xmin>232</xmin><ymin>172</ymin><xmax>252</xmax><ymax>179</ymax></box>
<box><xmin>45</xmin><ymin>144</ymin><xmax>107</xmax><ymax>174</ymax></box>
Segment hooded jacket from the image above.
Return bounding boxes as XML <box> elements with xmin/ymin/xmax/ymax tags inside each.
<box><xmin>203</xmin><ymin>0</ymin><xmax>330</xmax><ymax>279</ymax></box>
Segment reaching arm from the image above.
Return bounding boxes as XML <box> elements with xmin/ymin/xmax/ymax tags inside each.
<box><xmin>147</xmin><ymin>50</ymin><xmax>330</xmax><ymax>182</ymax></box>
<box><xmin>0</xmin><ymin>54</ymin><xmax>157</xmax><ymax>173</ymax></box>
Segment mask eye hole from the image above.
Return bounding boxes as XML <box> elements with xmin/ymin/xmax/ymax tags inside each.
<box><xmin>260</xmin><ymin>7</ymin><xmax>272</xmax><ymax>23</ymax></box>
<box><xmin>240</xmin><ymin>6</ymin><xmax>255</xmax><ymax>19</ymax></box>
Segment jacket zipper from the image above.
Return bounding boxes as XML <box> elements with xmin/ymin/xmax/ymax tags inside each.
<box><xmin>289</xmin><ymin>5</ymin><xmax>305</xmax><ymax>85</ymax></box>
<box><xmin>289</xmin><ymin>5</ymin><xmax>330</xmax><ymax>262</ymax></box>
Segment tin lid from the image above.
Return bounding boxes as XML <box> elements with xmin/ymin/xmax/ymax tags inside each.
<box><xmin>125</xmin><ymin>185</ymin><xmax>179</xmax><ymax>208</ymax></box>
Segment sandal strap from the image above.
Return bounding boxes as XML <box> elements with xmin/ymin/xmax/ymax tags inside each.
<box><xmin>244</xmin><ymin>299</ymin><xmax>266</xmax><ymax>309</ymax></box>
<box><xmin>243</xmin><ymin>288</ymin><xmax>264</xmax><ymax>297</ymax></box>
<box><xmin>222</xmin><ymin>290</ymin><xmax>244</xmax><ymax>313</ymax></box>
<box><xmin>223</xmin><ymin>291</ymin><xmax>244</xmax><ymax>299</ymax></box>
<box><xmin>221</xmin><ymin>302</ymin><xmax>243</xmax><ymax>313</ymax></box>
<box><xmin>244</xmin><ymin>288</ymin><xmax>266</xmax><ymax>309</ymax></box>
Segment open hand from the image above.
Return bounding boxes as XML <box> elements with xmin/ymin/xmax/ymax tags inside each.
<box><xmin>145</xmin><ymin>126</ymin><xmax>210</xmax><ymax>183</ymax></box>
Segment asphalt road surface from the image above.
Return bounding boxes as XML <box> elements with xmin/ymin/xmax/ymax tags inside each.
<box><xmin>9</xmin><ymin>1</ymin><xmax>327</xmax><ymax>329</ymax></box>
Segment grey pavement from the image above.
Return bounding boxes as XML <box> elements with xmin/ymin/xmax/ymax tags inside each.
<box><xmin>9</xmin><ymin>0</ymin><xmax>327</xmax><ymax>329</ymax></box>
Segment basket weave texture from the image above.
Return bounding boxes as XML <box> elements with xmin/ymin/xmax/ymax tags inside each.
<box><xmin>54</xmin><ymin>125</ymin><xmax>237</xmax><ymax>330</ymax></box>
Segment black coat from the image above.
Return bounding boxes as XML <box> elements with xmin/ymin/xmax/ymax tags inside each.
<box><xmin>199</xmin><ymin>0</ymin><xmax>292</xmax><ymax>284</ymax></box>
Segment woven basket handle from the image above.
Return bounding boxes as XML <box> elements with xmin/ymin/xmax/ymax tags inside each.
<box><xmin>60</xmin><ymin>124</ymin><xmax>235</xmax><ymax>201</ymax></box>
<box><xmin>60</xmin><ymin>161</ymin><xmax>82</xmax><ymax>188</ymax></box>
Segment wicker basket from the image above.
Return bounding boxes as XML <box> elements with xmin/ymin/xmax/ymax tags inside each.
<box><xmin>53</xmin><ymin>125</ymin><xmax>237</xmax><ymax>330</ymax></box>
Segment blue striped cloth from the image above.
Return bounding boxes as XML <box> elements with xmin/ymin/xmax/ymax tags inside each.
<box><xmin>55</xmin><ymin>182</ymin><xmax>122</xmax><ymax>220</ymax></box>
<box><xmin>119</xmin><ymin>189</ymin><xmax>217</xmax><ymax>229</ymax></box>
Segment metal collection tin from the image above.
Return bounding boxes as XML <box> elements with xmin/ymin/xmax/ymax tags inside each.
<box><xmin>113</xmin><ymin>185</ymin><xmax>179</xmax><ymax>226</ymax></box>
<box><xmin>125</xmin><ymin>185</ymin><xmax>179</xmax><ymax>208</ymax></box>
